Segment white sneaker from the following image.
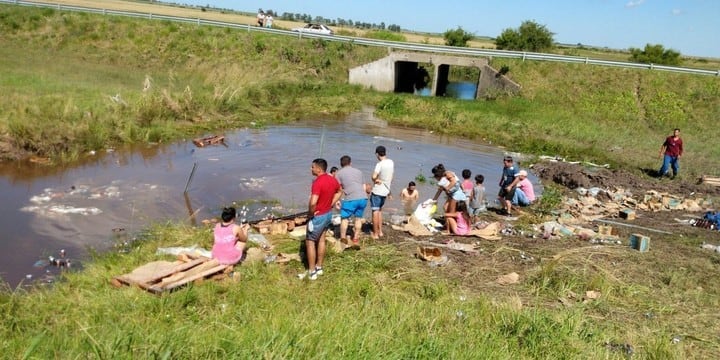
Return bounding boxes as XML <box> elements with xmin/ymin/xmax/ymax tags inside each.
<box><xmin>298</xmin><ymin>270</ymin><xmax>318</xmax><ymax>280</ymax></box>
<box><xmin>308</xmin><ymin>271</ymin><xmax>318</xmax><ymax>280</ymax></box>
<box><xmin>314</xmin><ymin>267</ymin><xmax>324</xmax><ymax>276</ymax></box>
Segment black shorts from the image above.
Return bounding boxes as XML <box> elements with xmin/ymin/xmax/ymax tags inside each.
<box><xmin>498</xmin><ymin>187</ymin><xmax>516</xmax><ymax>201</ymax></box>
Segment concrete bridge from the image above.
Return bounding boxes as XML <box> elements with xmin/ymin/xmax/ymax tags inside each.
<box><xmin>349</xmin><ymin>51</ymin><xmax>521</xmax><ymax>99</ymax></box>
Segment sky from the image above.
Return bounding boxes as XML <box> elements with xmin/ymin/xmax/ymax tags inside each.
<box><xmin>172</xmin><ymin>0</ymin><xmax>720</xmax><ymax>58</ymax></box>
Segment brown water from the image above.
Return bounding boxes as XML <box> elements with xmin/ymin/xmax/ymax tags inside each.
<box><xmin>0</xmin><ymin>109</ymin><xmax>537</xmax><ymax>287</ymax></box>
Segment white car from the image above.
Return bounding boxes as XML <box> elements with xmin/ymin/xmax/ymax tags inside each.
<box><xmin>291</xmin><ymin>23</ymin><xmax>334</xmax><ymax>35</ymax></box>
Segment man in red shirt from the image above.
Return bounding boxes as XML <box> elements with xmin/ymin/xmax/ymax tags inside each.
<box><xmin>302</xmin><ymin>158</ymin><xmax>342</xmax><ymax>280</ymax></box>
<box><xmin>658</xmin><ymin>128</ymin><xmax>683</xmax><ymax>179</ymax></box>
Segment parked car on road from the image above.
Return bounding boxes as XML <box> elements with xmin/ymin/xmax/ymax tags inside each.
<box><xmin>291</xmin><ymin>23</ymin><xmax>334</xmax><ymax>35</ymax></box>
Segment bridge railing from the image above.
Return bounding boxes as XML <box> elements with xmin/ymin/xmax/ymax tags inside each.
<box><xmin>2</xmin><ymin>0</ymin><xmax>719</xmax><ymax>77</ymax></box>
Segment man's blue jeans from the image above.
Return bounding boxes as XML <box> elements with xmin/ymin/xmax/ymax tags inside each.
<box><xmin>659</xmin><ymin>154</ymin><xmax>679</xmax><ymax>177</ymax></box>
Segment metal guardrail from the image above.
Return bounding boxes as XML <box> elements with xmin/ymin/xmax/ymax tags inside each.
<box><xmin>2</xmin><ymin>0</ymin><xmax>719</xmax><ymax>77</ymax></box>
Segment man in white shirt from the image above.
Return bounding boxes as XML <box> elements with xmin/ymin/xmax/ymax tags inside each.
<box><xmin>370</xmin><ymin>146</ymin><xmax>394</xmax><ymax>239</ymax></box>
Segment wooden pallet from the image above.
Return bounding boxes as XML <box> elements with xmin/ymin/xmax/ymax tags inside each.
<box><xmin>192</xmin><ymin>135</ymin><xmax>225</xmax><ymax>147</ymax></box>
<box><xmin>700</xmin><ymin>175</ymin><xmax>720</xmax><ymax>187</ymax></box>
<box><xmin>111</xmin><ymin>253</ymin><xmax>231</xmax><ymax>294</ymax></box>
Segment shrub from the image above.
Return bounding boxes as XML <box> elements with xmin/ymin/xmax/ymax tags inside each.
<box><xmin>495</xmin><ymin>20</ymin><xmax>554</xmax><ymax>52</ymax></box>
<box><xmin>443</xmin><ymin>27</ymin><xmax>473</xmax><ymax>47</ymax></box>
<box><xmin>629</xmin><ymin>44</ymin><xmax>682</xmax><ymax>66</ymax></box>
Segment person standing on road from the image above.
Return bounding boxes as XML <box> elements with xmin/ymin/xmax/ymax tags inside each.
<box><xmin>302</xmin><ymin>158</ymin><xmax>342</xmax><ymax>280</ymax></box>
<box><xmin>658</xmin><ymin>128</ymin><xmax>683</xmax><ymax>179</ymax></box>
<box><xmin>335</xmin><ymin>155</ymin><xmax>368</xmax><ymax>244</ymax></box>
<box><xmin>370</xmin><ymin>146</ymin><xmax>394</xmax><ymax>239</ymax></box>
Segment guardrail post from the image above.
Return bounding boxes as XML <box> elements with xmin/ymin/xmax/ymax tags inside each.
<box><xmin>585</xmin><ymin>57</ymin><xmax>589</xmax><ymax>64</ymax></box>
<box><xmin>149</xmin><ymin>13</ymin><xmax>152</xmax><ymax>20</ymax></box>
<box><xmin>103</xmin><ymin>9</ymin><xmax>106</xmax><ymax>16</ymax></box>
<box><xmin>197</xmin><ymin>18</ymin><xmax>200</xmax><ymax>26</ymax></box>
<box><xmin>522</xmin><ymin>52</ymin><xmax>526</xmax><ymax>62</ymax></box>
<box><xmin>650</xmin><ymin>63</ymin><xmax>654</xmax><ymax>70</ymax></box>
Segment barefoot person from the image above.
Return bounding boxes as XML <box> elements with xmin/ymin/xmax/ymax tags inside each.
<box><xmin>658</xmin><ymin>128</ymin><xmax>683</xmax><ymax>179</ymax></box>
<box><xmin>335</xmin><ymin>155</ymin><xmax>368</xmax><ymax>244</ymax></box>
<box><xmin>370</xmin><ymin>146</ymin><xmax>394</xmax><ymax>239</ymax></box>
<box><xmin>302</xmin><ymin>158</ymin><xmax>342</xmax><ymax>280</ymax></box>
<box><xmin>212</xmin><ymin>207</ymin><xmax>250</xmax><ymax>265</ymax></box>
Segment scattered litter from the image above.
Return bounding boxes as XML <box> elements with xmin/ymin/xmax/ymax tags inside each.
<box><xmin>604</xmin><ymin>342</ymin><xmax>634</xmax><ymax>356</ymax></box>
<box><xmin>700</xmin><ymin>243</ymin><xmax>720</xmax><ymax>252</ymax></box>
<box><xmin>583</xmin><ymin>290</ymin><xmax>601</xmax><ymax>303</ymax></box>
<box><xmin>156</xmin><ymin>245</ymin><xmax>212</xmax><ymax>258</ymax></box>
<box><xmin>239</xmin><ymin>177</ymin><xmax>266</xmax><ymax>190</ymax></box>
<box><xmin>629</xmin><ymin>234</ymin><xmax>650</xmax><ymax>252</ymax></box>
<box><xmin>416</xmin><ymin>246</ymin><xmax>449</xmax><ymax>267</ymax></box>
<box><xmin>497</xmin><ymin>272</ymin><xmax>520</xmax><ymax>285</ymax></box>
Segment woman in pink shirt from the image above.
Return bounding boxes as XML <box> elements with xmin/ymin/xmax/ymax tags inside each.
<box><xmin>444</xmin><ymin>200</ymin><xmax>471</xmax><ymax>236</ymax></box>
<box><xmin>212</xmin><ymin>207</ymin><xmax>250</xmax><ymax>265</ymax></box>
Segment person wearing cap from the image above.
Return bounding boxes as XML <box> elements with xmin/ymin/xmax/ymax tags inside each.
<box><xmin>512</xmin><ymin>170</ymin><xmax>536</xmax><ymax>207</ymax></box>
<box><xmin>498</xmin><ymin>156</ymin><xmax>519</xmax><ymax>215</ymax></box>
<box><xmin>370</xmin><ymin>145</ymin><xmax>394</xmax><ymax>239</ymax></box>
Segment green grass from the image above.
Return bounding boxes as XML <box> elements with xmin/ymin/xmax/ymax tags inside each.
<box><xmin>3</xmin><ymin>222</ymin><xmax>718</xmax><ymax>358</ymax></box>
<box><xmin>0</xmin><ymin>223</ymin><xmax>680</xmax><ymax>358</ymax></box>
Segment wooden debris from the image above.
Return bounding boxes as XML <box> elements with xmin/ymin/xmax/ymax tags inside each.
<box><xmin>629</xmin><ymin>234</ymin><xmax>650</xmax><ymax>252</ymax></box>
<box><xmin>497</xmin><ymin>272</ymin><xmax>520</xmax><ymax>285</ymax></box>
<box><xmin>619</xmin><ymin>209</ymin><xmax>636</xmax><ymax>220</ymax></box>
<box><xmin>701</xmin><ymin>175</ymin><xmax>720</xmax><ymax>187</ymax></box>
<box><xmin>192</xmin><ymin>135</ymin><xmax>225</xmax><ymax>147</ymax></box>
<box><xmin>112</xmin><ymin>253</ymin><xmax>230</xmax><ymax>294</ymax></box>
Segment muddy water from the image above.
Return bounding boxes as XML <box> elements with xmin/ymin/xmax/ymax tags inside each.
<box><xmin>0</xmin><ymin>109</ymin><xmax>538</xmax><ymax>287</ymax></box>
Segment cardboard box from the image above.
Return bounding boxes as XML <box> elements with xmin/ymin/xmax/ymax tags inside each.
<box><xmin>629</xmin><ymin>234</ymin><xmax>650</xmax><ymax>252</ymax></box>
<box><xmin>597</xmin><ymin>225</ymin><xmax>619</xmax><ymax>237</ymax></box>
<box><xmin>619</xmin><ymin>209</ymin><xmax>636</xmax><ymax>220</ymax></box>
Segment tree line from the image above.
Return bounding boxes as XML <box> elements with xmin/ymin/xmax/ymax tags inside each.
<box><xmin>259</xmin><ymin>9</ymin><xmax>402</xmax><ymax>32</ymax></box>
<box><xmin>444</xmin><ymin>20</ymin><xmax>683</xmax><ymax>66</ymax></box>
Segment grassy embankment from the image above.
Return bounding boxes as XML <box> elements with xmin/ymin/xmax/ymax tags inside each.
<box><xmin>2</xmin><ymin>5</ymin><xmax>720</xmax><ymax>358</ymax></box>
<box><xmin>2</xmin><ymin>4</ymin><xmax>719</xmax><ymax>175</ymax></box>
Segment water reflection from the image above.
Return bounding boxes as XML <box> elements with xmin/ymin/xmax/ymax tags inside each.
<box><xmin>0</xmin><ymin>109</ymin><xmax>537</xmax><ymax>287</ymax></box>
<box><xmin>414</xmin><ymin>81</ymin><xmax>478</xmax><ymax>100</ymax></box>
<box><xmin>445</xmin><ymin>82</ymin><xmax>478</xmax><ymax>100</ymax></box>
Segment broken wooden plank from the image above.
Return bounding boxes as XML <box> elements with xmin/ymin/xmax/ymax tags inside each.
<box><xmin>593</xmin><ymin>218</ymin><xmax>672</xmax><ymax>235</ymax></box>
<box><xmin>701</xmin><ymin>175</ymin><xmax>720</xmax><ymax>186</ymax></box>
<box><xmin>192</xmin><ymin>135</ymin><xmax>225</xmax><ymax>147</ymax></box>
<box><xmin>117</xmin><ymin>257</ymin><xmax>208</xmax><ymax>286</ymax></box>
<box><xmin>150</xmin><ymin>263</ymin><xmax>229</xmax><ymax>293</ymax></box>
